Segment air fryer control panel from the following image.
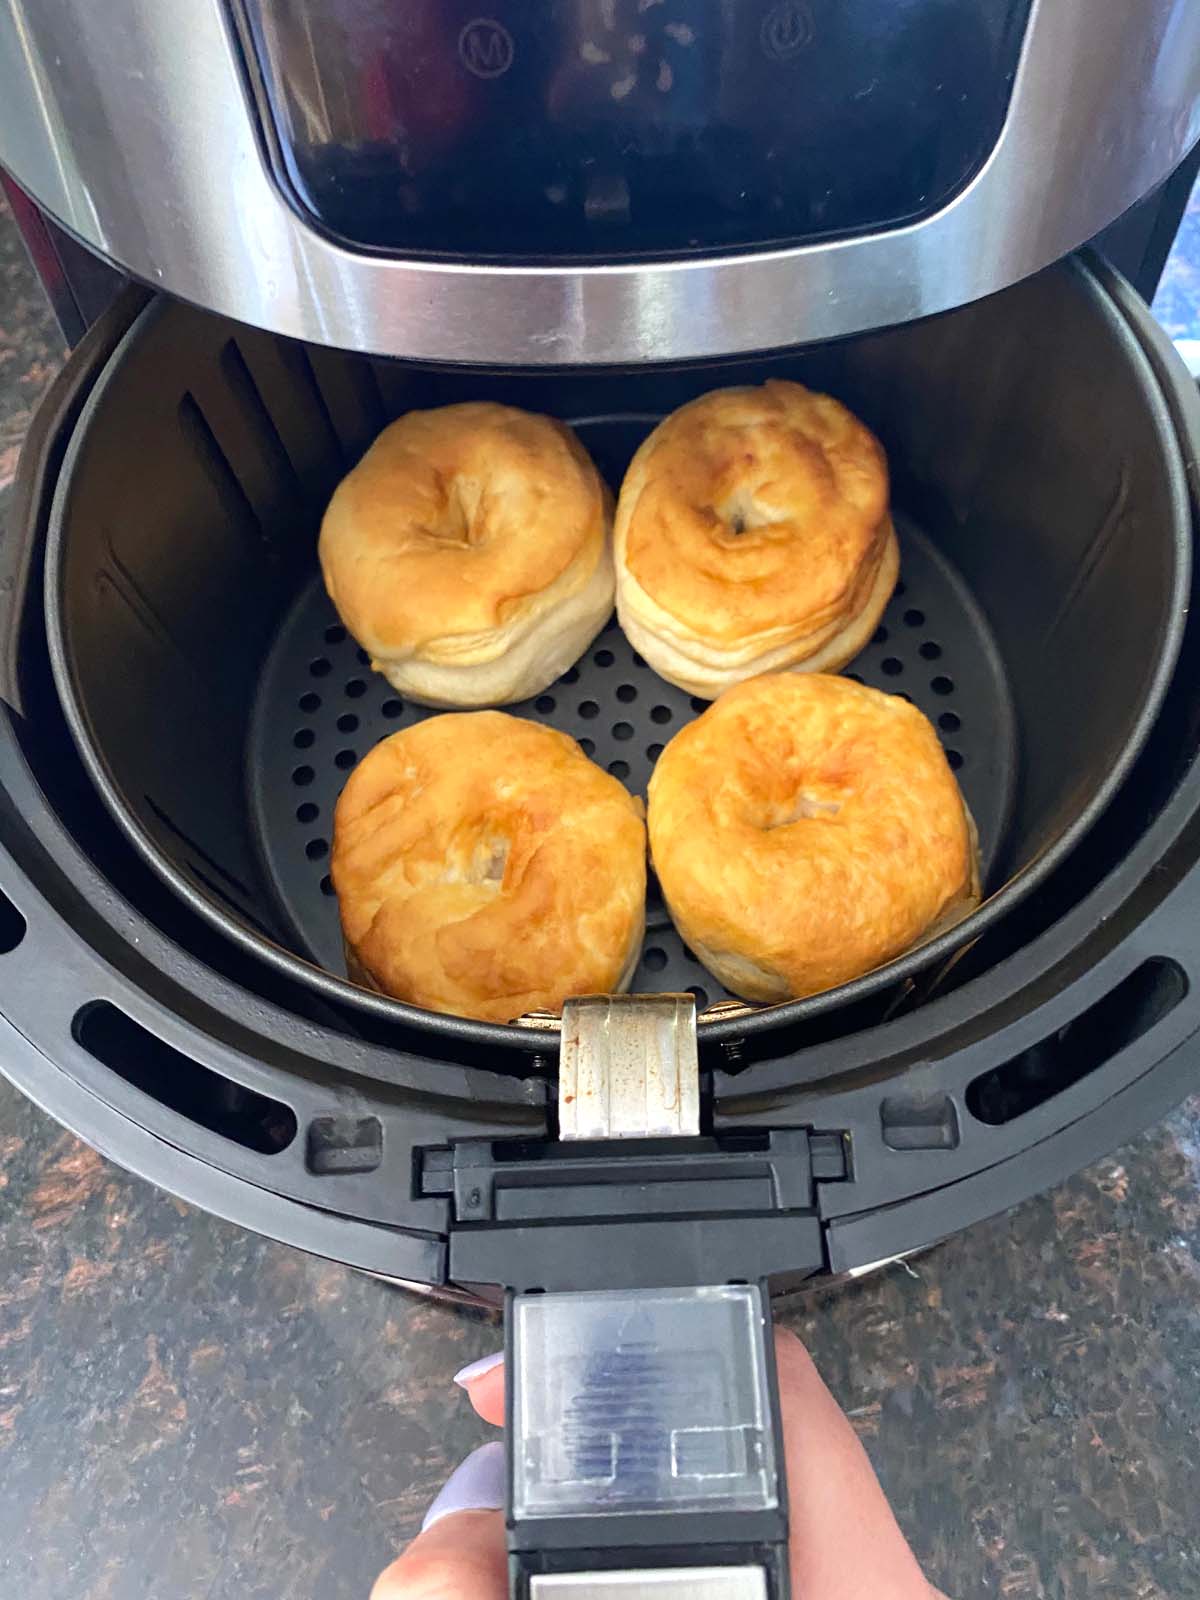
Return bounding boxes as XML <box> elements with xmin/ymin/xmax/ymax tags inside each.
<box><xmin>239</xmin><ymin>0</ymin><xmax>1032</xmax><ymax>259</ymax></box>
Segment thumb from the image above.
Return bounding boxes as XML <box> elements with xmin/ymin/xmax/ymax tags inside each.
<box><xmin>372</xmin><ymin>1442</ymin><xmax>507</xmax><ymax>1599</ymax></box>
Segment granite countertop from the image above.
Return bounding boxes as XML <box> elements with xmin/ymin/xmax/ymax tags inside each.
<box><xmin>3</xmin><ymin>196</ymin><xmax>1200</xmax><ymax>1600</ymax></box>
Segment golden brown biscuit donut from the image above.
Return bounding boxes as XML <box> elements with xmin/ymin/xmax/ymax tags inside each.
<box><xmin>320</xmin><ymin>403</ymin><xmax>614</xmax><ymax>707</ymax></box>
<box><xmin>648</xmin><ymin>675</ymin><xmax>980</xmax><ymax>1003</ymax></box>
<box><xmin>615</xmin><ymin>381</ymin><xmax>898</xmax><ymax>698</ymax></box>
<box><xmin>331</xmin><ymin>712</ymin><xmax>646</xmax><ymax>1023</ymax></box>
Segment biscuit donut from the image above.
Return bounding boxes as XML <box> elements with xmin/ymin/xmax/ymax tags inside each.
<box><xmin>648</xmin><ymin>674</ymin><xmax>980</xmax><ymax>1003</ymax></box>
<box><xmin>615</xmin><ymin>381</ymin><xmax>898</xmax><ymax>698</ymax></box>
<box><xmin>320</xmin><ymin>403</ymin><xmax>614</xmax><ymax>707</ymax></box>
<box><xmin>331</xmin><ymin>712</ymin><xmax>646</xmax><ymax>1022</ymax></box>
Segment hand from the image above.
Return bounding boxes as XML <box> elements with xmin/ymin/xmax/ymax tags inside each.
<box><xmin>373</xmin><ymin>1330</ymin><xmax>943</xmax><ymax>1598</ymax></box>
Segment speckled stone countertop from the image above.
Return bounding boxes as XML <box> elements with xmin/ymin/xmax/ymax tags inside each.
<box><xmin>3</xmin><ymin>194</ymin><xmax>1200</xmax><ymax>1600</ymax></box>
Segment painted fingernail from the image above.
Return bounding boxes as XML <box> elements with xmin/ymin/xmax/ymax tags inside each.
<box><xmin>452</xmin><ymin>1349</ymin><xmax>504</xmax><ymax>1389</ymax></box>
<box><xmin>422</xmin><ymin>1441</ymin><xmax>506</xmax><ymax>1531</ymax></box>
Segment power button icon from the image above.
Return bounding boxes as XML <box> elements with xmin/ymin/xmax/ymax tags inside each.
<box><xmin>761</xmin><ymin>0</ymin><xmax>813</xmax><ymax>63</ymax></box>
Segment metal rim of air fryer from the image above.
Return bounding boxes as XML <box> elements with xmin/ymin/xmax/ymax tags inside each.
<box><xmin>38</xmin><ymin>254</ymin><xmax>1192</xmax><ymax>1054</ymax></box>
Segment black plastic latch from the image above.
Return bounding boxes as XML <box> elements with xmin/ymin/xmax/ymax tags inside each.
<box><xmin>419</xmin><ymin>1128</ymin><xmax>848</xmax><ymax>1296</ymax></box>
<box><xmin>420</xmin><ymin>1128</ymin><xmax>847</xmax><ymax>1225</ymax></box>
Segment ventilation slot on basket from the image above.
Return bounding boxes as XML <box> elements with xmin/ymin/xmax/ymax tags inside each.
<box><xmin>178</xmin><ymin>393</ymin><xmax>265</xmax><ymax>546</ymax></box>
<box><xmin>965</xmin><ymin>959</ymin><xmax>1187</xmax><ymax>1126</ymax></box>
<box><xmin>220</xmin><ymin>340</ymin><xmax>301</xmax><ymax>493</ymax></box>
<box><xmin>277</xmin><ymin>342</ymin><xmax>343</xmax><ymax>464</ymax></box>
<box><xmin>73</xmin><ymin>1002</ymin><xmax>297</xmax><ymax>1153</ymax></box>
<box><xmin>0</xmin><ymin>886</ymin><xmax>25</xmax><ymax>954</ymax></box>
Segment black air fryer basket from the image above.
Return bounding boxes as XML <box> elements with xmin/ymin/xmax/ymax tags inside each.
<box><xmin>39</xmin><ymin>258</ymin><xmax>1190</xmax><ymax>1049</ymax></box>
<box><xmin>0</xmin><ymin>252</ymin><xmax>1197</xmax><ymax>1296</ymax></box>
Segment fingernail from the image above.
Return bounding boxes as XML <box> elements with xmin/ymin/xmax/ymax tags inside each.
<box><xmin>422</xmin><ymin>1441</ymin><xmax>506</xmax><ymax>1531</ymax></box>
<box><xmin>452</xmin><ymin>1349</ymin><xmax>504</xmax><ymax>1389</ymax></box>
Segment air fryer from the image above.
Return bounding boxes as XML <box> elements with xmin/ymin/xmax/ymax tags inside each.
<box><xmin>2</xmin><ymin>0</ymin><xmax>1200</xmax><ymax>1595</ymax></box>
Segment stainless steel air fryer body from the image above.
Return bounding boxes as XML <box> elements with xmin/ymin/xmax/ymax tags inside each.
<box><xmin>0</xmin><ymin>0</ymin><xmax>1199</xmax><ymax>1283</ymax></box>
<box><xmin>7</xmin><ymin>3</ymin><xmax>1200</xmax><ymax>1587</ymax></box>
<box><xmin>4</xmin><ymin>4</ymin><xmax>1200</xmax><ymax>1587</ymax></box>
<box><xmin>1</xmin><ymin>0</ymin><xmax>1199</xmax><ymax>364</ymax></box>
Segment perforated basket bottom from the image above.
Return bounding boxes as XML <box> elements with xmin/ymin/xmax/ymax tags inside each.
<box><xmin>249</xmin><ymin>505</ymin><xmax>1016</xmax><ymax>1015</ymax></box>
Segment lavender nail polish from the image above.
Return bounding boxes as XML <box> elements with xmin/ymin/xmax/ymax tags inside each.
<box><xmin>452</xmin><ymin>1349</ymin><xmax>504</xmax><ymax>1389</ymax></box>
<box><xmin>422</xmin><ymin>1441</ymin><xmax>506</xmax><ymax>1531</ymax></box>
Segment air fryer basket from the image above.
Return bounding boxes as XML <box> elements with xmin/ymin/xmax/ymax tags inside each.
<box><xmin>44</xmin><ymin>257</ymin><xmax>1189</xmax><ymax>1047</ymax></box>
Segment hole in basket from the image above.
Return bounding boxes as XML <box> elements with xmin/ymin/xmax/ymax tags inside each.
<box><xmin>293</xmin><ymin>728</ymin><xmax>315</xmax><ymax>749</ymax></box>
<box><xmin>324</xmin><ymin>624</ymin><xmax>346</xmax><ymax>644</ymax></box>
<box><xmin>632</xmin><ymin>653</ymin><xmax>649</xmax><ymax>670</ymax></box>
<box><xmin>356</xmin><ymin>648</ymin><xmax>369</xmax><ymax>666</ymax></box>
<box><xmin>382</xmin><ymin>698</ymin><xmax>403</xmax><ymax>719</ymax></box>
<box><xmin>579</xmin><ymin>737</ymin><xmax>595</xmax><ymax>756</ymax></box>
<box><xmin>560</xmin><ymin>666</ymin><xmax>580</xmax><ymax>685</ymax></box>
<box><xmin>690</xmin><ymin>696</ymin><xmax>708</xmax><ymax>713</ymax></box>
<box><xmin>292</xmin><ymin>765</ymin><xmax>315</xmax><ymax>787</ymax></box>
<box><xmin>647</xmin><ymin>742</ymin><xmax>664</xmax><ymax>761</ymax></box>
<box><xmin>579</xmin><ymin>701</ymin><xmax>600</xmax><ymax>720</ymax></box>
<box><xmin>687</xmin><ymin>985</ymin><xmax>710</xmax><ymax>1008</ymax></box>
<box><xmin>345</xmin><ymin>679</ymin><xmax>366</xmax><ymax>699</ymax></box>
<box><xmin>306</xmin><ymin>838</ymin><xmax>329</xmax><ymax>860</ymax></box>
<box><xmin>594</xmin><ymin>648</ymin><xmax>615</xmax><ymax>667</ymax></box>
<box><xmin>309</xmin><ymin>657</ymin><xmax>332</xmax><ymax>678</ymax></box>
<box><xmin>337</xmin><ymin>713</ymin><xmax>359</xmax><ymax>734</ymax></box>
<box><xmin>919</xmin><ymin>640</ymin><xmax>942</xmax><ymax>661</ymax></box>
<box><xmin>846</xmin><ymin>673</ymin><xmax>865</xmax><ymax>685</ymax></box>
<box><xmin>613</xmin><ymin>722</ymin><xmax>634</xmax><ymax>741</ymax></box>
<box><xmin>298</xmin><ymin>692</ymin><xmax>321</xmax><ymax>713</ymax></box>
<box><xmin>535</xmin><ymin>695</ymin><xmax>556</xmax><ymax>713</ymax></box>
<box><xmin>903</xmin><ymin>608</ymin><xmax>925</xmax><ymax>628</ymax></box>
<box><xmin>881</xmin><ymin>657</ymin><xmax>903</xmax><ymax>677</ymax></box>
<box><xmin>296</xmin><ymin>802</ymin><xmax>319</xmax><ymax>824</ymax></box>
<box><xmin>683</xmin><ymin>947</ymin><xmax>701</xmax><ymax>965</ymax></box>
<box><xmin>608</xmin><ymin>759</ymin><xmax>630</xmax><ymax>779</ymax></box>
<box><xmin>965</xmin><ymin>959</ymin><xmax>1186</xmax><ymax>1126</ymax></box>
<box><xmin>74</xmin><ymin>1001</ymin><xmax>297</xmax><ymax>1154</ymax></box>
<box><xmin>643</xmin><ymin>947</ymin><xmax>668</xmax><ymax>972</ymax></box>
<box><xmin>895</xmin><ymin>580</ymin><xmax>907</xmax><ymax>597</ymax></box>
<box><xmin>616</xmin><ymin>683</ymin><xmax>637</xmax><ymax>703</ymax></box>
<box><xmin>945</xmin><ymin>748</ymin><xmax>964</xmax><ymax>770</ymax></box>
<box><xmin>650</xmin><ymin>705</ymin><xmax>672</xmax><ymax>725</ymax></box>
<box><xmin>334</xmin><ymin>749</ymin><xmax>357</xmax><ymax>771</ymax></box>
<box><xmin>873</xmin><ymin>625</ymin><xmax>889</xmax><ymax>645</ymax></box>
<box><xmin>938</xmin><ymin>711</ymin><xmax>961</xmax><ymax>733</ymax></box>
<box><xmin>320</xmin><ymin>874</ymin><xmax>335</xmax><ymax>897</ymax></box>
<box><xmin>931</xmin><ymin>675</ymin><xmax>955</xmax><ymax>696</ymax></box>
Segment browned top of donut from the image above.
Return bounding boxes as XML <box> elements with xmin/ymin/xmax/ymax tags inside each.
<box><xmin>320</xmin><ymin>403</ymin><xmax>609</xmax><ymax>656</ymax></box>
<box><xmin>648</xmin><ymin>674</ymin><xmax>977</xmax><ymax>999</ymax></box>
<box><xmin>332</xmin><ymin>712</ymin><xmax>646</xmax><ymax>1023</ymax></box>
<box><xmin>617</xmin><ymin>381</ymin><xmax>890</xmax><ymax>646</ymax></box>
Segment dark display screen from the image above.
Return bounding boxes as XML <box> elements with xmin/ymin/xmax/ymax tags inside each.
<box><xmin>239</xmin><ymin>0</ymin><xmax>1032</xmax><ymax>260</ymax></box>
